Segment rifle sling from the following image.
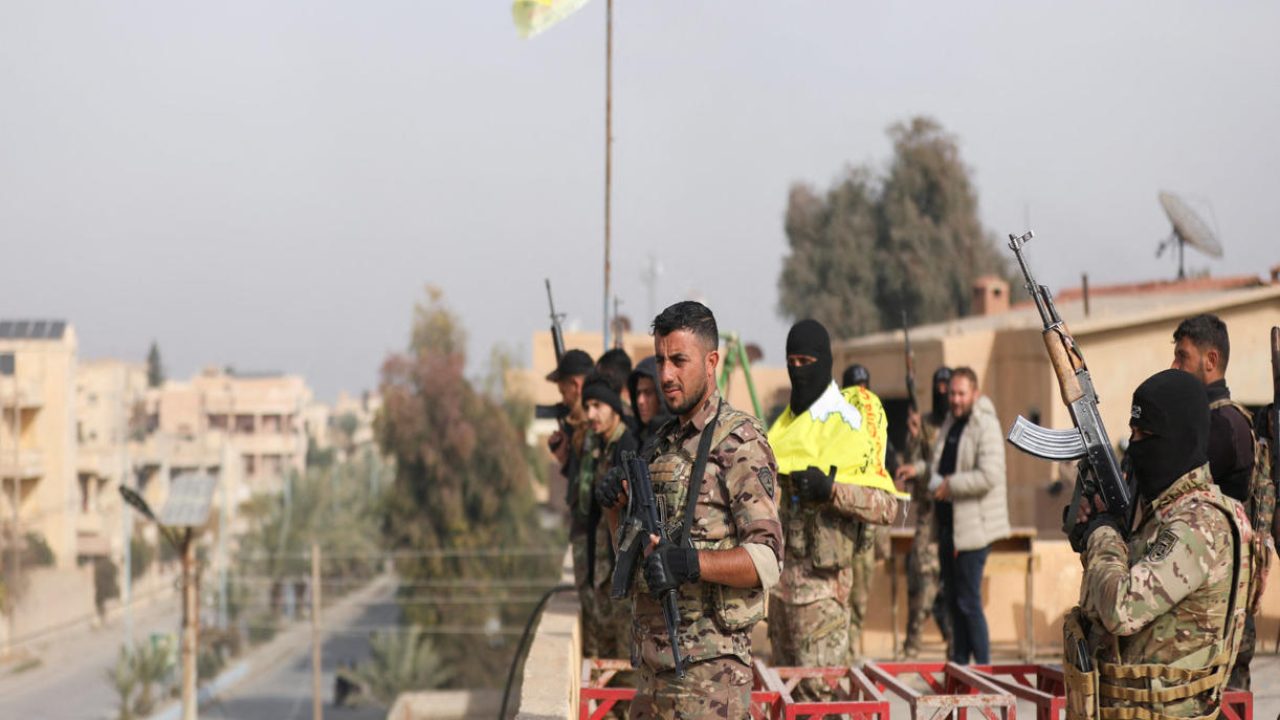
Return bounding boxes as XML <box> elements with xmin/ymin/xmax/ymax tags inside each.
<box><xmin>678</xmin><ymin>400</ymin><xmax>722</xmax><ymax>548</ymax></box>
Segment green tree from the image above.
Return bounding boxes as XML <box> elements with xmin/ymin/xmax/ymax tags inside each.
<box><xmin>378</xmin><ymin>287</ymin><xmax>561</xmax><ymax>687</ymax></box>
<box><xmin>106</xmin><ymin>647</ymin><xmax>138</xmax><ymax>720</ymax></box>
<box><xmin>777</xmin><ymin>116</ymin><xmax>1014</xmax><ymax>336</ymax></box>
<box><xmin>777</xmin><ymin>168</ymin><xmax>883</xmax><ymax>337</ymax></box>
<box><xmin>146</xmin><ymin>342</ymin><xmax>164</xmax><ymax>388</ymax></box>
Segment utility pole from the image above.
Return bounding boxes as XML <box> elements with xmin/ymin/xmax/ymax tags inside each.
<box><xmin>180</xmin><ymin>528</ymin><xmax>198</xmax><ymax>720</ymax></box>
<box><xmin>311</xmin><ymin>542</ymin><xmax>322</xmax><ymax>720</ymax></box>
<box><xmin>602</xmin><ymin>0</ymin><xmax>614</xmax><ymax>353</ymax></box>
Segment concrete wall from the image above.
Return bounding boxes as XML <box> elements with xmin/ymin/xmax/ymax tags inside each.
<box><xmin>515</xmin><ymin>551</ymin><xmax>580</xmax><ymax>720</ymax></box>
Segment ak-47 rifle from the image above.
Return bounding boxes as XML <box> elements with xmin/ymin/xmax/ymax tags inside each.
<box><xmin>535</xmin><ymin>279</ymin><xmax>572</xmax><ymax>439</ymax></box>
<box><xmin>1004</xmin><ymin>231</ymin><xmax>1133</xmax><ymax>547</ymax></box>
<box><xmin>903</xmin><ymin>310</ymin><xmax>918</xmax><ymax>413</ymax></box>
<box><xmin>611</xmin><ymin>450</ymin><xmax>686</xmax><ymax>676</ymax></box>
<box><xmin>1271</xmin><ymin>326</ymin><xmax>1279</xmax><ymax>503</ymax></box>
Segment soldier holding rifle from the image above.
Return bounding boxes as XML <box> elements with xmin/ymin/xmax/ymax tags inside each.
<box><xmin>597</xmin><ymin>300</ymin><xmax>782</xmax><ymax>719</ymax></box>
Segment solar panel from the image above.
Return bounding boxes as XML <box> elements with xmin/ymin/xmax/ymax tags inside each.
<box><xmin>158</xmin><ymin>473</ymin><xmax>218</xmax><ymax>527</ymax></box>
<box><xmin>0</xmin><ymin>320</ymin><xmax>68</xmax><ymax>339</ymax></box>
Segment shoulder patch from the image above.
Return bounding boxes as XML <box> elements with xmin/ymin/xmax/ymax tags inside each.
<box><xmin>757</xmin><ymin>466</ymin><xmax>775</xmax><ymax>499</ymax></box>
<box><xmin>1147</xmin><ymin>528</ymin><xmax>1180</xmax><ymax>562</ymax></box>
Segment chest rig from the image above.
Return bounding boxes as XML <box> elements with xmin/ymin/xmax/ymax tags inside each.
<box><xmin>1066</xmin><ymin>488</ymin><xmax>1255</xmax><ymax>720</ymax></box>
<box><xmin>632</xmin><ymin>402</ymin><xmax>767</xmax><ymax>671</ymax></box>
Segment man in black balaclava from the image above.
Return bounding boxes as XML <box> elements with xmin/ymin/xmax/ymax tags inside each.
<box><xmin>1074</xmin><ymin>368</ymin><xmax>1249</xmax><ymax>719</ymax></box>
<box><xmin>786</xmin><ymin>319</ymin><xmax>833</xmax><ymax>414</ymax></box>
<box><xmin>896</xmin><ymin>365</ymin><xmax>954</xmax><ymax>658</ymax></box>
<box><xmin>768</xmin><ymin>320</ymin><xmax>899</xmax><ymax>695</ymax></box>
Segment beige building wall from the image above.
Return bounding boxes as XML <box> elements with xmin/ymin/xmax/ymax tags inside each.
<box><xmin>75</xmin><ymin>359</ymin><xmax>148</xmax><ymax>560</ymax></box>
<box><xmin>0</xmin><ymin>321</ymin><xmax>79</xmax><ymax>570</ymax></box>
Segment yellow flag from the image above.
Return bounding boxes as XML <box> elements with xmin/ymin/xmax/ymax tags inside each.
<box><xmin>512</xmin><ymin>0</ymin><xmax>594</xmax><ymax>39</ymax></box>
<box><xmin>768</xmin><ymin>384</ymin><xmax>907</xmax><ymax>498</ymax></box>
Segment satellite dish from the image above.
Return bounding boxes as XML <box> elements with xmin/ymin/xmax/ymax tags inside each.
<box><xmin>1157</xmin><ymin>191</ymin><xmax>1223</xmax><ymax>279</ymax></box>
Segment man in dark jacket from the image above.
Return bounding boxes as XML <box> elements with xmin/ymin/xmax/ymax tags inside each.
<box><xmin>627</xmin><ymin>355</ymin><xmax>672</xmax><ymax>453</ymax></box>
<box><xmin>1171</xmin><ymin>313</ymin><xmax>1263</xmax><ymax>689</ymax></box>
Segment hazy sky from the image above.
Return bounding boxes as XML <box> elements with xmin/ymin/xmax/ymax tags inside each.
<box><xmin>1</xmin><ymin>2</ymin><xmax>1275</xmax><ymax>400</ymax></box>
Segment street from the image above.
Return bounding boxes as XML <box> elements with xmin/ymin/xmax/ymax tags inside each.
<box><xmin>0</xmin><ymin>599</ymin><xmax>181</xmax><ymax>720</ymax></box>
<box><xmin>203</xmin><ymin>580</ymin><xmax>398</xmax><ymax>720</ymax></box>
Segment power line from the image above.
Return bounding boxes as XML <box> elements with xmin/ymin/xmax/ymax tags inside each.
<box><xmin>235</xmin><ymin>547</ymin><xmax>564</xmax><ymax>560</ymax></box>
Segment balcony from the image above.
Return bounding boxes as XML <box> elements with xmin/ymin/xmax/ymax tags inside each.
<box><xmin>0</xmin><ymin>376</ymin><xmax>43</xmax><ymax>408</ymax></box>
<box><xmin>0</xmin><ymin>449</ymin><xmax>44</xmax><ymax>479</ymax></box>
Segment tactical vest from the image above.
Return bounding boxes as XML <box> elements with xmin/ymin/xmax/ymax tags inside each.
<box><xmin>1210</xmin><ymin>398</ymin><xmax>1273</xmax><ymax>609</ymax></box>
<box><xmin>1065</xmin><ymin>489</ymin><xmax>1256</xmax><ymax>720</ymax></box>
<box><xmin>778</xmin><ymin>473</ymin><xmax>862</xmax><ymax>568</ymax></box>
<box><xmin>633</xmin><ymin>406</ymin><xmax>766</xmax><ymax>670</ymax></box>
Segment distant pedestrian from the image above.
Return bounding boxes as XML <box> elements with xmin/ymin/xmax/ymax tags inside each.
<box><xmin>896</xmin><ymin>366</ymin><xmax>1009</xmax><ymax>664</ymax></box>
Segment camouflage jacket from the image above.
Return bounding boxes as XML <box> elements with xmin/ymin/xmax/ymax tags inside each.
<box><xmin>1082</xmin><ymin>464</ymin><xmax>1251</xmax><ymax>717</ymax></box>
<box><xmin>630</xmin><ymin>392</ymin><xmax>784</xmax><ymax>672</ymax></box>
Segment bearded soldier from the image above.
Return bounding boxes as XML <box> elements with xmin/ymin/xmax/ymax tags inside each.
<box><xmin>599</xmin><ymin>301</ymin><xmax>783</xmax><ymax>719</ymax></box>
<box><xmin>767</xmin><ymin>320</ymin><xmax>899</xmax><ymax>700</ymax></box>
<box><xmin>1069</xmin><ymin>369</ymin><xmax>1256</xmax><ymax>719</ymax></box>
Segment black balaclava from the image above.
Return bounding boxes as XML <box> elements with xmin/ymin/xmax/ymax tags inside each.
<box><xmin>931</xmin><ymin>367</ymin><xmax>953</xmax><ymax>424</ymax></box>
<box><xmin>1127</xmin><ymin>368</ymin><xmax>1210</xmax><ymax>500</ymax></box>
<box><xmin>786</xmin><ymin>319</ymin><xmax>833</xmax><ymax>414</ymax></box>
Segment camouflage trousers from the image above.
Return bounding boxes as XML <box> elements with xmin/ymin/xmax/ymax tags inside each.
<box><xmin>630</xmin><ymin>656</ymin><xmax>753</xmax><ymax>720</ymax></box>
<box><xmin>1228</xmin><ymin>614</ymin><xmax>1255</xmax><ymax>690</ymax></box>
<box><xmin>904</xmin><ymin>540</ymin><xmax>949</xmax><ymax>656</ymax></box>
<box><xmin>770</xmin><ymin>597</ymin><xmax>849</xmax><ymax>701</ymax></box>
<box><xmin>848</xmin><ymin>536</ymin><xmax>879</xmax><ymax>660</ymax></box>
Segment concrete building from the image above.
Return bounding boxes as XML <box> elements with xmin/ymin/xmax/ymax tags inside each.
<box><xmin>0</xmin><ymin>320</ymin><xmax>80</xmax><ymax>570</ymax></box>
<box><xmin>140</xmin><ymin>367</ymin><xmax>311</xmax><ymax>506</ymax></box>
<box><xmin>75</xmin><ymin>359</ymin><xmax>148</xmax><ymax>562</ymax></box>
<box><xmin>833</xmin><ymin>271</ymin><xmax>1280</xmax><ymax>533</ymax></box>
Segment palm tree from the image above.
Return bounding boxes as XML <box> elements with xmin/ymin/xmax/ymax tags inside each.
<box><xmin>105</xmin><ymin>647</ymin><xmax>137</xmax><ymax>720</ymax></box>
<box><xmin>130</xmin><ymin>641</ymin><xmax>172</xmax><ymax>716</ymax></box>
<box><xmin>339</xmin><ymin>627</ymin><xmax>452</xmax><ymax>706</ymax></box>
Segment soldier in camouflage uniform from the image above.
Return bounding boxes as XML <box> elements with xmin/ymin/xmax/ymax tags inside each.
<box><xmin>583</xmin><ymin>370</ymin><xmax>639</xmax><ymax>659</ymax></box>
<box><xmin>767</xmin><ymin>322</ymin><xmax>899</xmax><ymax>701</ymax></box>
<box><xmin>547</xmin><ymin>349</ymin><xmax>603</xmax><ymax>656</ymax></box>
<box><xmin>1072</xmin><ymin>370</ymin><xmax>1256</xmax><ymax>719</ymax></box>
<box><xmin>599</xmin><ymin>301</ymin><xmax>783</xmax><ymax>719</ymax></box>
<box><xmin>896</xmin><ymin>367</ymin><xmax>954</xmax><ymax>658</ymax></box>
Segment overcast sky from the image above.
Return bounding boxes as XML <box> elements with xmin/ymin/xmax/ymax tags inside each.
<box><xmin>1</xmin><ymin>2</ymin><xmax>1275</xmax><ymax>400</ymax></box>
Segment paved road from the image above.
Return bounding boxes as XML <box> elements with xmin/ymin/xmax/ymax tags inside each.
<box><xmin>204</xmin><ymin>583</ymin><xmax>398</xmax><ymax>720</ymax></box>
<box><xmin>0</xmin><ymin>599</ymin><xmax>181</xmax><ymax>720</ymax></box>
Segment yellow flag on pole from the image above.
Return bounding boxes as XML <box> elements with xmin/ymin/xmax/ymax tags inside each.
<box><xmin>512</xmin><ymin>0</ymin><xmax>594</xmax><ymax>39</ymax></box>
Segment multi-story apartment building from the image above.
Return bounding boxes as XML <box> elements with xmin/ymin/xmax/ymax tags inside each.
<box><xmin>74</xmin><ymin>359</ymin><xmax>148</xmax><ymax>562</ymax></box>
<box><xmin>0</xmin><ymin>320</ymin><xmax>79</xmax><ymax>570</ymax></box>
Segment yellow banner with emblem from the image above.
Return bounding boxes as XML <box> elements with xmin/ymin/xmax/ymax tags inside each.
<box><xmin>768</xmin><ymin>383</ymin><xmax>906</xmax><ymax>497</ymax></box>
<box><xmin>512</xmin><ymin>0</ymin><xmax>593</xmax><ymax>39</ymax></box>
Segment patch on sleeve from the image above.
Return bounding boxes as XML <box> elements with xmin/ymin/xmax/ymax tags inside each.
<box><xmin>1147</xmin><ymin>528</ymin><xmax>1180</xmax><ymax>562</ymax></box>
<box><xmin>757</xmin><ymin>467</ymin><xmax>775</xmax><ymax>500</ymax></box>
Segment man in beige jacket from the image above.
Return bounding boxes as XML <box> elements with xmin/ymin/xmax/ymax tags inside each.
<box><xmin>895</xmin><ymin>366</ymin><xmax>1010</xmax><ymax>663</ymax></box>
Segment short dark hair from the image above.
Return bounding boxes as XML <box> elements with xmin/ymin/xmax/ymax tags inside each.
<box><xmin>652</xmin><ymin>301</ymin><xmax>718</xmax><ymax>351</ymax></box>
<box><xmin>951</xmin><ymin>366</ymin><xmax>979</xmax><ymax>389</ymax></box>
<box><xmin>1173</xmin><ymin>313</ymin><xmax>1230</xmax><ymax>371</ymax></box>
<box><xmin>595</xmin><ymin>348</ymin><xmax>632</xmax><ymax>392</ymax></box>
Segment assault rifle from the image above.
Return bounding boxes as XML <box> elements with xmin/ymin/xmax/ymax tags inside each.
<box><xmin>535</xmin><ymin>279</ymin><xmax>572</xmax><ymax>439</ymax></box>
<box><xmin>1271</xmin><ymin>327</ymin><xmax>1279</xmax><ymax>496</ymax></box>
<box><xmin>611</xmin><ymin>450</ymin><xmax>685</xmax><ymax>677</ymax></box>
<box><xmin>902</xmin><ymin>310</ymin><xmax>918</xmax><ymax>413</ymax></box>
<box><xmin>1004</xmin><ymin>231</ymin><xmax>1133</xmax><ymax>546</ymax></box>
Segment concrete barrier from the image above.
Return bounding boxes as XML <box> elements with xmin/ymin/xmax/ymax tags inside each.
<box><xmin>515</xmin><ymin>550</ymin><xmax>580</xmax><ymax>720</ymax></box>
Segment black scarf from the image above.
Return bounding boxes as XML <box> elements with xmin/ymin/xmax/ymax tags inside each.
<box><xmin>786</xmin><ymin>319</ymin><xmax>833</xmax><ymax>414</ymax></box>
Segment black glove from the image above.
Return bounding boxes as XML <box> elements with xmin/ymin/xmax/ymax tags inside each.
<box><xmin>795</xmin><ymin>465</ymin><xmax>835</xmax><ymax>503</ymax></box>
<box><xmin>595</xmin><ymin>467</ymin><xmax>626</xmax><ymax>509</ymax></box>
<box><xmin>643</xmin><ymin>541</ymin><xmax>700</xmax><ymax>597</ymax></box>
<box><xmin>1067</xmin><ymin>506</ymin><xmax>1122</xmax><ymax>553</ymax></box>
